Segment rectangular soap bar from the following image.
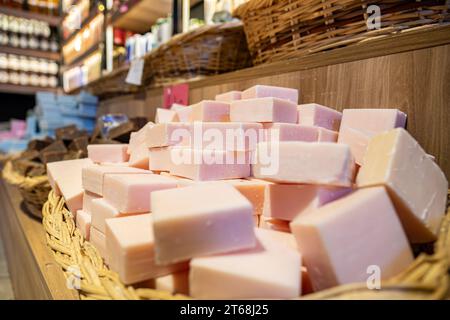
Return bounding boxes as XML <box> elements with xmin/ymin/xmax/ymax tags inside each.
<box><xmin>290</xmin><ymin>187</ymin><xmax>414</xmax><ymax>291</ymax></box>
<box><xmin>263</xmin><ymin>184</ymin><xmax>352</xmax><ymax>221</ymax></box>
<box><xmin>263</xmin><ymin>123</ymin><xmax>337</xmax><ymax>142</ymax></box>
<box><xmin>189</xmin><ymin>100</ymin><xmax>230</xmax><ymax>122</ymax></box>
<box><xmin>297</xmin><ymin>103</ymin><xmax>342</xmax><ymax>131</ymax></box>
<box><xmin>155</xmin><ymin>270</ymin><xmax>190</xmax><ymax>295</ymax></box>
<box><xmin>146</xmin><ymin>123</ymin><xmax>191</xmax><ymax>148</ymax></box>
<box><xmin>155</xmin><ymin>108</ymin><xmax>177</xmax><ymax>123</ymax></box>
<box><xmin>337</xmin><ymin>108</ymin><xmax>407</xmax><ymax>165</ymax></box>
<box><xmin>190</xmin><ymin>228</ymin><xmax>301</xmax><ymax>299</ymax></box>
<box><xmin>103</xmin><ymin>173</ymin><xmax>178</xmax><ymax>213</ymax></box>
<box><xmin>128</xmin><ymin>122</ymin><xmax>154</xmax><ymax>169</ymax></box>
<box><xmin>151</xmin><ymin>184</ymin><xmax>256</xmax><ymax>265</ymax></box>
<box><xmin>259</xmin><ymin>218</ymin><xmax>291</xmax><ymax>233</ymax></box>
<box><xmin>242</xmin><ymin>85</ymin><xmax>299</xmax><ymax>104</ymax></box>
<box><xmin>223</xmin><ymin>179</ymin><xmax>272</xmax><ymax>216</ymax></box>
<box><xmin>90</xmin><ymin>226</ymin><xmax>108</xmax><ymax>262</ymax></box>
<box><xmin>169</xmin><ymin>149</ymin><xmax>251</xmax><ymax>181</ymax></box>
<box><xmin>230</xmin><ymin>98</ymin><xmax>298</xmax><ymax>123</ymax></box>
<box><xmin>174</xmin><ymin>106</ymin><xmax>193</xmax><ymax>122</ymax></box>
<box><xmin>215</xmin><ymin>91</ymin><xmax>242</xmax><ymax>102</ymax></box>
<box><xmin>253</xmin><ymin>142</ymin><xmax>355</xmax><ymax>186</ymax></box>
<box><xmin>47</xmin><ymin>158</ymin><xmax>93</xmax><ymax>196</ymax></box>
<box><xmin>357</xmin><ymin>128</ymin><xmax>448</xmax><ymax>243</ymax></box>
<box><xmin>76</xmin><ymin>210</ymin><xmax>91</xmax><ymax>240</ymax></box>
<box><xmin>88</xmin><ymin>144</ymin><xmax>130</xmax><ymax>163</ymax></box>
<box><xmin>149</xmin><ymin>147</ymin><xmax>173</xmax><ymax>172</ymax></box>
<box><xmin>82</xmin><ymin>191</ymin><xmax>101</xmax><ymax>214</ymax></box>
<box><xmin>91</xmin><ymin>198</ymin><xmax>138</xmax><ymax>233</ymax></box>
<box><xmin>105</xmin><ymin>214</ymin><xmax>187</xmax><ymax>285</ymax></box>
<box><xmin>82</xmin><ymin>164</ymin><xmax>150</xmax><ymax>196</ymax></box>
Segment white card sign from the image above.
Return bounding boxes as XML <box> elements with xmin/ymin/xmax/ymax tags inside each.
<box><xmin>125</xmin><ymin>58</ymin><xmax>144</xmax><ymax>85</ymax></box>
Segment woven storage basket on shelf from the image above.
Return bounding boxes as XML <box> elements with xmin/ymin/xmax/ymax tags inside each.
<box><xmin>42</xmin><ymin>189</ymin><xmax>450</xmax><ymax>300</ymax></box>
<box><xmin>142</xmin><ymin>22</ymin><xmax>252</xmax><ymax>86</ymax></box>
<box><xmin>2</xmin><ymin>161</ymin><xmax>51</xmax><ymax>219</ymax></box>
<box><xmin>234</xmin><ymin>0</ymin><xmax>450</xmax><ymax>65</ymax></box>
<box><xmin>87</xmin><ymin>66</ymin><xmax>140</xmax><ymax>100</ymax></box>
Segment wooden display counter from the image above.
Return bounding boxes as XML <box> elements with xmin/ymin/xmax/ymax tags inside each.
<box><xmin>0</xmin><ymin>178</ymin><xmax>78</xmax><ymax>300</ymax></box>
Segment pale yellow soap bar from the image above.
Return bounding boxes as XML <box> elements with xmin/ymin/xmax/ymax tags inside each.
<box><xmin>357</xmin><ymin>128</ymin><xmax>448</xmax><ymax>243</ymax></box>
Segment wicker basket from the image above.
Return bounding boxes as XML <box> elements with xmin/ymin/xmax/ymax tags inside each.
<box><xmin>143</xmin><ymin>22</ymin><xmax>252</xmax><ymax>86</ymax></box>
<box><xmin>87</xmin><ymin>66</ymin><xmax>140</xmax><ymax>100</ymax></box>
<box><xmin>234</xmin><ymin>0</ymin><xmax>450</xmax><ymax>65</ymax></box>
<box><xmin>2</xmin><ymin>161</ymin><xmax>51</xmax><ymax>219</ymax></box>
<box><xmin>41</xmin><ymin>189</ymin><xmax>450</xmax><ymax>300</ymax></box>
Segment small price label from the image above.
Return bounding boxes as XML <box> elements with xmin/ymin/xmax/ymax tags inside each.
<box><xmin>125</xmin><ymin>58</ymin><xmax>144</xmax><ymax>85</ymax></box>
<box><xmin>163</xmin><ymin>83</ymin><xmax>189</xmax><ymax>108</ymax></box>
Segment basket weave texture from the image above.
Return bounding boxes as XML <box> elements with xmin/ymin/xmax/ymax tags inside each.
<box><xmin>87</xmin><ymin>66</ymin><xmax>139</xmax><ymax>99</ymax></box>
<box><xmin>143</xmin><ymin>22</ymin><xmax>252</xmax><ymax>86</ymax></box>
<box><xmin>41</xmin><ymin>188</ymin><xmax>450</xmax><ymax>300</ymax></box>
<box><xmin>234</xmin><ymin>0</ymin><xmax>450</xmax><ymax>65</ymax></box>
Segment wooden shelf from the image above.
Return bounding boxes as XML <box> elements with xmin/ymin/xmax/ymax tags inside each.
<box><xmin>62</xmin><ymin>42</ymin><xmax>101</xmax><ymax>71</ymax></box>
<box><xmin>0</xmin><ymin>83</ymin><xmax>59</xmax><ymax>95</ymax></box>
<box><xmin>0</xmin><ymin>6</ymin><xmax>61</xmax><ymax>27</ymax></box>
<box><xmin>63</xmin><ymin>8</ymin><xmax>101</xmax><ymax>45</ymax></box>
<box><xmin>0</xmin><ymin>46</ymin><xmax>60</xmax><ymax>61</ymax></box>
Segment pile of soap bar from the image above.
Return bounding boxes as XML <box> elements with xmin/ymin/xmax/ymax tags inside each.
<box><xmin>47</xmin><ymin>84</ymin><xmax>448</xmax><ymax>299</ymax></box>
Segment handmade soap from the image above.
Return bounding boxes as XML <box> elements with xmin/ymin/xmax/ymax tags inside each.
<box><xmin>290</xmin><ymin>187</ymin><xmax>414</xmax><ymax>291</ymax></box>
<box><xmin>230</xmin><ymin>98</ymin><xmax>297</xmax><ymax>123</ymax></box>
<box><xmin>47</xmin><ymin>158</ymin><xmax>93</xmax><ymax>195</ymax></box>
<box><xmin>169</xmin><ymin>149</ymin><xmax>251</xmax><ymax>181</ymax></box>
<box><xmin>259</xmin><ymin>218</ymin><xmax>291</xmax><ymax>233</ymax></box>
<box><xmin>297</xmin><ymin>103</ymin><xmax>342</xmax><ymax>131</ymax></box>
<box><xmin>263</xmin><ymin>123</ymin><xmax>337</xmax><ymax>142</ymax></box>
<box><xmin>91</xmin><ymin>198</ymin><xmax>138</xmax><ymax>233</ymax></box>
<box><xmin>76</xmin><ymin>210</ymin><xmax>91</xmax><ymax>240</ymax></box>
<box><xmin>223</xmin><ymin>179</ymin><xmax>271</xmax><ymax>216</ymax></box>
<box><xmin>128</xmin><ymin>122</ymin><xmax>154</xmax><ymax>169</ymax></box>
<box><xmin>146</xmin><ymin>123</ymin><xmax>191</xmax><ymax>148</ymax></box>
<box><xmin>337</xmin><ymin>108</ymin><xmax>407</xmax><ymax>165</ymax></box>
<box><xmin>103</xmin><ymin>174</ymin><xmax>178</xmax><ymax>213</ymax></box>
<box><xmin>151</xmin><ymin>184</ymin><xmax>255</xmax><ymax>264</ymax></box>
<box><xmin>105</xmin><ymin>214</ymin><xmax>187</xmax><ymax>284</ymax></box>
<box><xmin>263</xmin><ymin>184</ymin><xmax>352</xmax><ymax>221</ymax></box>
<box><xmin>189</xmin><ymin>100</ymin><xmax>230</xmax><ymax>122</ymax></box>
<box><xmin>90</xmin><ymin>226</ymin><xmax>108</xmax><ymax>262</ymax></box>
<box><xmin>253</xmin><ymin>142</ymin><xmax>354</xmax><ymax>186</ymax></box>
<box><xmin>190</xmin><ymin>228</ymin><xmax>301</xmax><ymax>299</ymax></box>
<box><xmin>242</xmin><ymin>85</ymin><xmax>299</xmax><ymax>104</ymax></box>
<box><xmin>155</xmin><ymin>108</ymin><xmax>177</xmax><ymax>123</ymax></box>
<box><xmin>87</xmin><ymin>144</ymin><xmax>130</xmax><ymax>163</ymax></box>
<box><xmin>174</xmin><ymin>106</ymin><xmax>193</xmax><ymax>122</ymax></box>
<box><xmin>148</xmin><ymin>147</ymin><xmax>173</xmax><ymax>172</ymax></box>
<box><xmin>82</xmin><ymin>164</ymin><xmax>150</xmax><ymax>196</ymax></box>
<box><xmin>357</xmin><ymin>128</ymin><xmax>448</xmax><ymax>243</ymax></box>
<box><xmin>215</xmin><ymin>91</ymin><xmax>242</xmax><ymax>102</ymax></box>
<box><xmin>155</xmin><ymin>271</ymin><xmax>189</xmax><ymax>295</ymax></box>
<box><xmin>82</xmin><ymin>191</ymin><xmax>101</xmax><ymax>214</ymax></box>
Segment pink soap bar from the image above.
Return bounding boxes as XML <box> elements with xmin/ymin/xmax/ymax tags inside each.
<box><xmin>91</xmin><ymin>198</ymin><xmax>138</xmax><ymax>233</ymax></box>
<box><xmin>88</xmin><ymin>144</ymin><xmax>130</xmax><ymax>163</ymax></box>
<box><xmin>215</xmin><ymin>91</ymin><xmax>242</xmax><ymax>102</ymax></box>
<box><xmin>103</xmin><ymin>173</ymin><xmax>178</xmax><ymax>213</ymax></box>
<box><xmin>100</xmin><ymin>162</ymin><xmax>130</xmax><ymax>167</ymax></box>
<box><xmin>230</xmin><ymin>98</ymin><xmax>298</xmax><ymax>123</ymax></box>
<box><xmin>76</xmin><ymin>210</ymin><xmax>91</xmax><ymax>240</ymax></box>
<box><xmin>128</xmin><ymin>122</ymin><xmax>154</xmax><ymax>169</ymax></box>
<box><xmin>90</xmin><ymin>226</ymin><xmax>108</xmax><ymax>262</ymax></box>
<box><xmin>263</xmin><ymin>123</ymin><xmax>337</xmax><ymax>142</ymax></box>
<box><xmin>291</xmin><ymin>187</ymin><xmax>414</xmax><ymax>291</ymax></box>
<box><xmin>146</xmin><ymin>123</ymin><xmax>191</xmax><ymax>148</ymax></box>
<box><xmin>337</xmin><ymin>108</ymin><xmax>407</xmax><ymax>165</ymax></box>
<box><xmin>357</xmin><ymin>128</ymin><xmax>448</xmax><ymax>243</ymax></box>
<box><xmin>57</xmin><ymin>176</ymin><xmax>85</xmax><ymax>213</ymax></box>
<box><xmin>151</xmin><ymin>184</ymin><xmax>256</xmax><ymax>265</ymax></box>
<box><xmin>223</xmin><ymin>179</ymin><xmax>271</xmax><ymax>216</ymax></box>
<box><xmin>82</xmin><ymin>164</ymin><xmax>150</xmax><ymax>196</ymax></box>
<box><xmin>149</xmin><ymin>147</ymin><xmax>174</xmax><ymax>172</ymax></box>
<box><xmin>297</xmin><ymin>103</ymin><xmax>342</xmax><ymax>131</ymax></box>
<box><xmin>174</xmin><ymin>106</ymin><xmax>193</xmax><ymax>122</ymax></box>
<box><xmin>106</xmin><ymin>214</ymin><xmax>187</xmax><ymax>285</ymax></box>
<box><xmin>82</xmin><ymin>190</ymin><xmax>101</xmax><ymax>214</ymax></box>
<box><xmin>47</xmin><ymin>158</ymin><xmax>93</xmax><ymax>195</ymax></box>
<box><xmin>181</xmin><ymin>122</ymin><xmax>263</xmax><ymax>151</ymax></box>
<box><xmin>253</xmin><ymin>142</ymin><xmax>355</xmax><ymax>186</ymax></box>
<box><xmin>190</xmin><ymin>228</ymin><xmax>301</xmax><ymax>299</ymax></box>
<box><xmin>189</xmin><ymin>100</ymin><xmax>230</xmax><ymax>122</ymax></box>
<box><xmin>242</xmin><ymin>85</ymin><xmax>299</xmax><ymax>104</ymax></box>
<box><xmin>259</xmin><ymin>218</ymin><xmax>291</xmax><ymax>233</ymax></box>
<box><xmin>263</xmin><ymin>184</ymin><xmax>352</xmax><ymax>221</ymax></box>
<box><xmin>155</xmin><ymin>108</ymin><xmax>177</xmax><ymax>123</ymax></box>
<box><xmin>155</xmin><ymin>270</ymin><xmax>190</xmax><ymax>295</ymax></box>
<box><xmin>168</xmin><ymin>148</ymin><xmax>251</xmax><ymax>181</ymax></box>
